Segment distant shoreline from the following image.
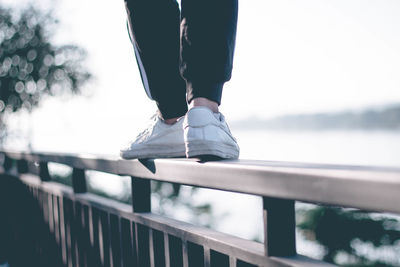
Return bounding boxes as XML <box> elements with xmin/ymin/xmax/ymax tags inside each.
<box><xmin>231</xmin><ymin>104</ymin><xmax>400</xmax><ymax>131</ymax></box>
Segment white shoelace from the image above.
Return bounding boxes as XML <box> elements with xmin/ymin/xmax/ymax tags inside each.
<box><xmin>134</xmin><ymin>113</ymin><xmax>159</xmax><ymax>141</ymax></box>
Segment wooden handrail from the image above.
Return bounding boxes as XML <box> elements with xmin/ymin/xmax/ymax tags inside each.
<box><xmin>2</xmin><ymin>150</ymin><xmax>400</xmax><ymax>214</ymax></box>
<box><xmin>2</xmin><ymin>149</ymin><xmax>399</xmax><ymax>266</ymax></box>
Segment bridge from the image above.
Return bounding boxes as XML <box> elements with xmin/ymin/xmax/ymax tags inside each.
<box><xmin>1</xmin><ymin>150</ymin><xmax>399</xmax><ymax>266</ymax></box>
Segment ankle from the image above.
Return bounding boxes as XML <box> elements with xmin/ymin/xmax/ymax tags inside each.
<box><xmin>163</xmin><ymin>117</ymin><xmax>180</xmax><ymax>125</ymax></box>
<box><xmin>189</xmin><ymin>97</ymin><xmax>219</xmax><ymax>113</ymax></box>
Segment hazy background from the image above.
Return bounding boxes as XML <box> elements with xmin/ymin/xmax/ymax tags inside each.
<box><xmin>2</xmin><ymin>0</ymin><xmax>400</xmax><ymax>156</ymax></box>
<box><xmin>1</xmin><ymin>0</ymin><xmax>400</xmax><ymax>264</ymax></box>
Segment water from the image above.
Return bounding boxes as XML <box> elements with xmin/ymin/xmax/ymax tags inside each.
<box><xmin>47</xmin><ymin>129</ymin><xmax>400</xmax><ymax>262</ymax></box>
<box><xmin>160</xmin><ymin>129</ymin><xmax>400</xmax><ymax>261</ymax></box>
<box><xmin>235</xmin><ymin>129</ymin><xmax>400</xmax><ymax>167</ymax></box>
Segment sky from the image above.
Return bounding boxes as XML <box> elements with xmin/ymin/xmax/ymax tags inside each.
<box><xmin>2</xmin><ymin>0</ymin><xmax>400</xmax><ymax>152</ymax></box>
<box><xmin>51</xmin><ymin>0</ymin><xmax>400</xmax><ymax>117</ymax></box>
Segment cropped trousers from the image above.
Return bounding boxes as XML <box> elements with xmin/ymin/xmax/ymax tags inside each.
<box><xmin>124</xmin><ymin>0</ymin><xmax>238</xmax><ymax>119</ymax></box>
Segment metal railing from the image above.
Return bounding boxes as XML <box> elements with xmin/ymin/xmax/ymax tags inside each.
<box><xmin>1</xmin><ymin>150</ymin><xmax>400</xmax><ymax>266</ymax></box>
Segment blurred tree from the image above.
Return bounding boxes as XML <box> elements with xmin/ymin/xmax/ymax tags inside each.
<box><xmin>298</xmin><ymin>206</ymin><xmax>400</xmax><ymax>266</ymax></box>
<box><xmin>0</xmin><ymin>5</ymin><xmax>91</xmax><ymax>143</ymax></box>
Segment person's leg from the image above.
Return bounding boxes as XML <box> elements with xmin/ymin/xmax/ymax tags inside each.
<box><xmin>180</xmin><ymin>0</ymin><xmax>240</xmax><ymax>159</ymax></box>
<box><xmin>124</xmin><ymin>0</ymin><xmax>187</xmax><ymax>121</ymax></box>
<box><xmin>121</xmin><ymin>0</ymin><xmax>187</xmax><ymax>159</ymax></box>
<box><xmin>180</xmin><ymin>0</ymin><xmax>238</xmax><ymax>107</ymax></box>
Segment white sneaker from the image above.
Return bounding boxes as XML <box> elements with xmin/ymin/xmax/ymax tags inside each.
<box><xmin>184</xmin><ymin>107</ymin><xmax>240</xmax><ymax>159</ymax></box>
<box><xmin>120</xmin><ymin>114</ymin><xmax>186</xmax><ymax>159</ymax></box>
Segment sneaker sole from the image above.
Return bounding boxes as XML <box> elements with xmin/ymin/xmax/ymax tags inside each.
<box><xmin>120</xmin><ymin>145</ymin><xmax>186</xmax><ymax>159</ymax></box>
<box><xmin>185</xmin><ymin>140</ymin><xmax>239</xmax><ymax>159</ymax></box>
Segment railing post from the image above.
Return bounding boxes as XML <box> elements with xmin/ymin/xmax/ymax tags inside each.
<box><xmin>39</xmin><ymin>162</ymin><xmax>51</xmax><ymax>181</ymax></box>
<box><xmin>131</xmin><ymin>177</ymin><xmax>151</xmax><ymax>267</ymax></box>
<box><xmin>263</xmin><ymin>197</ymin><xmax>296</xmax><ymax>257</ymax></box>
<box><xmin>131</xmin><ymin>177</ymin><xmax>151</xmax><ymax>213</ymax></box>
<box><xmin>3</xmin><ymin>155</ymin><xmax>13</xmax><ymax>172</ymax></box>
<box><xmin>72</xmin><ymin>168</ymin><xmax>87</xmax><ymax>193</ymax></box>
<box><xmin>16</xmin><ymin>159</ymin><xmax>29</xmax><ymax>174</ymax></box>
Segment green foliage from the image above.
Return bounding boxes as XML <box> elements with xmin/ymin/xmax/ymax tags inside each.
<box><xmin>298</xmin><ymin>206</ymin><xmax>400</xmax><ymax>266</ymax></box>
<box><xmin>151</xmin><ymin>181</ymin><xmax>215</xmax><ymax>227</ymax></box>
<box><xmin>0</xmin><ymin>5</ymin><xmax>91</xmax><ymax>139</ymax></box>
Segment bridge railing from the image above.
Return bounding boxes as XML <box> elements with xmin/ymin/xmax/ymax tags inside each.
<box><xmin>1</xmin><ymin>150</ymin><xmax>400</xmax><ymax>267</ymax></box>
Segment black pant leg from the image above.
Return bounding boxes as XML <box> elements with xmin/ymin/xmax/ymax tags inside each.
<box><xmin>125</xmin><ymin>0</ymin><xmax>187</xmax><ymax>119</ymax></box>
<box><xmin>180</xmin><ymin>0</ymin><xmax>238</xmax><ymax>105</ymax></box>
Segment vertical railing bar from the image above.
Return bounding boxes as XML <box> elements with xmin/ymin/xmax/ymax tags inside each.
<box><xmin>65</xmin><ymin>202</ymin><xmax>71</xmax><ymax>267</ymax></box>
<box><xmin>229</xmin><ymin>256</ymin><xmax>237</xmax><ymax>267</ymax></box>
<box><xmin>59</xmin><ymin>196</ymin><xmax>68</xmax><ymax>266</ymax></box>
<box><xmin>149</xmin><ymin>228</ymin><xmax>155</xmax><ymax>267</ymax></box>
<box><xmin>39</xmin><ymin>162</ymin><xmax>51</xmax><ymax>181</ymax></box>
<box><xmin>98</xmin><ymin>210</ymin><xmax>105</xmax><ymax>266</ymax></box>
<box><xmin>204</xmin><ymin>247</ymin><xmax>211</xmax><ymax>267</ymax></box>
<box><xmin>80</xmin><ymin>204</ymin><xmax>87</xmax><ymax>267</ymax></box>
<box><xmin>164</xmin><ymin>233</ymin><xmax>171</xmax><ymax>267</ymax></box>
<box><xmin>263</xmin><ymin>196</ymin><xmax>296</xmax><ymax>257</ymax></box>
<box><xmin>92</xmin><ymin>207</ymin><xmax>102</xmax><ymax>267</ymax></box>
<box><xmin>53</xmin><ymin>195</ymin><xmax>60</xmax><ymax>245</ymax></box>
<box><xmin>130</xmin><ymin>221</ymin><xmax>138</xmax><ymax>267</ymax></box>
<box><xmin>108</xmin><ymin>212</ymin><xmax>113</xmax><ymax>267</ymax></box>
<box><xmin>117</xmin><ymin>216</ymin><xmax>124</xmax><ymax>267</ymax></box>
<box><xmin>69</xmin><ymin>200</ymin><xmax>74</xmax><ymax>267</ymax></box>
<box><xmin>68</xmin><ymin>199</ymin><xmax>76</xmax><ymax>267</ymax></box>
<box><xmin>108</xmin><ymin>212</ymin><xmax>122</xmax><ymax>267</ymax></box>
<box><xmin>34</xmin><ymin>187</ymin><xmax>38</xmax><ymax>199</ymax></box>
<box><xmin>88</xmin><ymin>206</ymin><xmax>94</xmax><ymax>248</ymax></box>
<box><xmin>87</xmin><ymin>206</ymin><xmax>95</xmax><ymax>267</ymax></box>
<box><xmin>56</xmin><ymin>196</ymin><xmax>65</xmax><ymax>265</ymax></box>
<box><xmin>48</xmin><ymin>193</ymin><xmax>54</xmax><ymax>234</ymax></box>
<box><xmin>182</xmin><ymin>239</ymin><xmax>189</xmax><ymax>267</ymax></box>
<box><xmin>67</xmin><ymin>197</ymin><xmax>73</xmax><ymax>267</ymax></box>
<box><xmin>103</xmin><ymin>211</ymin><xmax>111</xmax><ymax>267</ymax></box>
<box><xmin>78</xmin><ymin>203</ymin><xmax>84</xmax><ymax>267</ymax></box>
<box><xmin>134</xmin><ymin>223</ymin><xmax>140</xmax><ymax>267</ymax></box>
<box><xmin>36</xmin><ymin>189</ymin><xmax>43</xmax><ymax>260</ymax></box>
<box><xmin>43</xmin><ymin>191</ymin><xmax>48</xmax><ymax>223</ymax></box>
<box><xmin>72</xmin><ymin>168</ymin><xmax>87</xmax><ymax>193</ymax></box>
